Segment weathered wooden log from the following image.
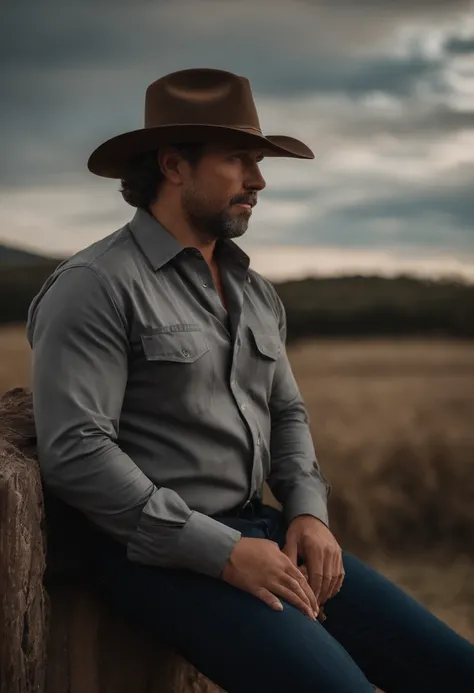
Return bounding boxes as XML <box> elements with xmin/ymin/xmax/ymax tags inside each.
<box><xmin>0</xmin><ymin>387</ymin><xmax>223</xmax><ymax>693</ymax></box>
<box><xmin>0</xmin><ymin>436</ymin><xmax>48</xmax><ymax>693</ymax></box>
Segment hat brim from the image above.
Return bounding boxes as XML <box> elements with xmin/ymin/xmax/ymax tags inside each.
<box><xmin>87</xmin><ymin>124</ymin><xmax>314</xmax><ymax>178</ymax></box>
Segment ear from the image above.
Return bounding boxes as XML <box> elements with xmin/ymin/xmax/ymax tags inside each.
<box><xmin>157</xmin><ymin>147</ymin><xmax>186</xmax><ymax>185</ymax></box>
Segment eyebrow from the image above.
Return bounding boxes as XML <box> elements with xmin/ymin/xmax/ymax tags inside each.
<box><xmin>231</xmin><ymin>149</ymin><xmax>265</xmax><ymax>160</ymax></box>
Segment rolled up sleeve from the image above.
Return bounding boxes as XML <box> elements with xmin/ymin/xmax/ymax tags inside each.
<box><xmin>266</xmin><ymin>295</ymin><xmax>330</xmax><ymax>527</ymax></box>
<box><xmin>27</xmin><ymin>265</ymin><xmax>240</xmax><ymax>578</ymax></box>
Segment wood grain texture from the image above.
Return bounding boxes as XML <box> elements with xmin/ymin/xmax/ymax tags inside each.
<box><xmin>0</xmin><ymin>439</ymin><xmax>48</xmax><ymax>693</ymax></box>
<box><xmin>0</xmin><ymin>388</ymin><xmax>223</xmax><ymax>693</ymax></box>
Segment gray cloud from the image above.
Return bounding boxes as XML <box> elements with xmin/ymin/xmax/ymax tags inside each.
<box><xmin>288</xmin><ymin>173</ymin><xmax>474</xmax><ymax>250</ymax></box>
<box><xmin>445</xmin><ymin>36</ymin><xmax>474</xmax><ymax>55</ymax></box>
<box><xmin>1</xmin><ymin>0</ymin><xmax>473</xmax><ymax>261</ymax></box>
<box><xmin>337</xmin><ymin>183</ymin><xmax>474</xmax><ymax>232</ymax></box>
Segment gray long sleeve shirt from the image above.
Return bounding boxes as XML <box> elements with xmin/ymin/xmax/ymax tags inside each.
<box><xmin>26</xmin><ymin>208</ymin><xmax>330</xmax><ymax>579</ymax></box>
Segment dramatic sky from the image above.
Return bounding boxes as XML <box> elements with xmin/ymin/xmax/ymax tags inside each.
<box><xmin>2</xmin><ymin>0</ymin><xmax>474</xmax><ymax>280</ymax></box>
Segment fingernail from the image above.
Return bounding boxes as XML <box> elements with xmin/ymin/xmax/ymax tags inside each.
<box><xmin>274</xmin><ymin>602</ymin><xmax>283</xmax><ymax>611</ymax></box>
<box><xmin>313</xmin><ymin>610</ymin><xmax>319</xmax><ymax>619</ymax></box>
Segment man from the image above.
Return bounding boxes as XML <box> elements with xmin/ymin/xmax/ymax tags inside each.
<box><xmin>27</xmin><ymin>68</ymin><xmax>474</xmax><ymax>692</ymax></box>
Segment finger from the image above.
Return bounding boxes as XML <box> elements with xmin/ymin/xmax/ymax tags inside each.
<box><xmin>327</xmin><ymin>575</ymin><xmax>340</xmax><ymax>601</ymax></box>
<box><xmin>253</xmin><ymin>587</ymin><xmax>284</xmax><ymax>612</ymax></box>
<box><xmin>333</xmin><ymin>570</ymin><xmax>345</xmax><ymax>596</ymax></box>
<box><xmin>273</xmin><ymin>584</ymin><xmax>317</xmax><ymax>622</ymax></box>
<box><xmin>283</xmin><ymin>571</ymin><xmax>318</xmax><ymax>616</ymax></box>
<box><xmin>321</xmin><ymin>554</ymin><xmax>336</xmax><ymax>604</ymax></box>
<box><xmin>320</xmin><ymin>575</ymin><xmax>336</xmax><ymax>605</ymax></box>
<box><xmin>309</xmin><ymin>572</ymin><xmax>323</xmax><ymax>606</ymax></box>
<box><xmin>281</xmin><ymin>540</ymin><xmax>298</xmax><ymax>566</ymax></box>
<box><xmin>319</xmin><ymin>549</ymin><xmax>338</xmax><ymax>605</ymax></box>
<box><xmin>305</xmin><ymin>552</ymin><xmax>323</xmax><ymax>604</ymax></box>
<box><xmin>331</xmin><ymin>551</ymin><xmax>345</xmax><ymax>597</ymax></box>
<box><xmin>325</xmin><ymin>552</ymin><xmax>340</xmax><ymax>601</ymax></box>
<box><xmin>300</xmin><ymin>576</ymin><xmax>319</xmax><ymax>615</ymax></box>
<box><xmin>327</xmin><ymin>550</ymin><xmax>343</xmax><ymax>600</ymax></box>
<box><xmin>299</xmin><ymin>564</ymin><xmax>309</xmax><ymax>580</ymax></box>
<box><xmin>286</xmin><ymin>567</ymin><xmax>318</xmax><ymax>615</ymax></box>
<box><xmin>318</xmin><ymin>605</ymin><xmax>328</xmax><ymax>624</ymax></box>
<box><xmin>281</xmin><ymin>574</ymin><xmax>315</xmax><ymax>614</ymax></box>
<box><xmin>305</xmin><ymin>547</ymin><xmax>324</xmax><ymax>604</ymax></box>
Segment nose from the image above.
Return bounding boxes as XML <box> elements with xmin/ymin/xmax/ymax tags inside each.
<box><xmin>246</xmin><ymin>163</ymin><xmax>266</xmax><ymax>192</ymax></box>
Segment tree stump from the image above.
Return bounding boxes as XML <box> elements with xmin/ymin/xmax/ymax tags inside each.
<box><xmin>0</xmin><ymin>387</ymin><xmax>223</xmax><ymax>693</ymax></box>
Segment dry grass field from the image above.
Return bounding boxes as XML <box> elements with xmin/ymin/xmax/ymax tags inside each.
<box><xmin>290</xmin><ymin>337</ymin><xmax>474</xmax><ymax>642</ymax></box>
<box><xmin>1</xmin><ymin>326</ymin><xmax>474</xmax><ymax>643</ymax></box>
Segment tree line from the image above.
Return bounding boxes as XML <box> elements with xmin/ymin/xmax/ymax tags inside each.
<box><xmin>1</xmin><ymin>261</ymin><xmax>473</xmax><ymax>339</ymax></box>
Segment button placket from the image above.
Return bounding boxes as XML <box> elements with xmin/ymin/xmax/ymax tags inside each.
<box><xmin>235</xmin><ymin>396</ymin><xmax>262</xmax><ymax>502</ymax></box>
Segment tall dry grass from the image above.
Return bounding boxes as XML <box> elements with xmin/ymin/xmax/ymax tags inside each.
<box><xmin>288</xmin><ymin>339</ymin><xmax>474</xmax><ymax>559</ymax></box>
<box><xmin>287</xmin><ymin>338</ymin><xmax>474</xmax><ymax>641</ymax></box>
<box><xmin>0</xmin><ymin>326</ymin><xmax>31</xmax><ymax>394</ymax></box>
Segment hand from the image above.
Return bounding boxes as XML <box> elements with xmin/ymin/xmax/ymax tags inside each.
<box><xmin>298</xmin><ymin>564</ymin><xmax>328</xmax><ymax>623</ymax></box>
<box><xmin>282</xmin><ymin>515</ymin><xmax>344</xmax><ymax>607</ymax></box>
<box><xmin>221</xmin><ymin>537</ymin><xmax>319</xmax><ymax>621</ymax></box>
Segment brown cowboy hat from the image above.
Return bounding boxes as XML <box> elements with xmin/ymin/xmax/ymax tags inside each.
<box><xmin>87</xmin><ymin>68</ymin><xmax>314</xmax><ymax>178</ymax></box>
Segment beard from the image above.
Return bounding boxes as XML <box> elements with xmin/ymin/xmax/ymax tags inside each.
<box><xmin>181</xmin><ymin>182</ymin><xmax>251</xmax><ymax>242</ymax></box>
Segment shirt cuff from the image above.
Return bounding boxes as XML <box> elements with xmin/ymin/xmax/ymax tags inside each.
<box><xmin>283</xmin><ymin>484</ymin><xmax>329</xmax><ymax>528</ymax></box>
<box><xmin>178</xmin><ymin>511</ymin><xmax>242</xmax><ymax>578</ymax></box>
<box><xmin>127</xmin><ymin>500</ymin><xmax>241</xmax><ymax>579</ymax></box>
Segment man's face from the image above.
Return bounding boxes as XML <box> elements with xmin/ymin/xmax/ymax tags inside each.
<box><xmin>180</xmin><ymin>144</ymin><xmax>266</xmax><ymax>242</ymax></box>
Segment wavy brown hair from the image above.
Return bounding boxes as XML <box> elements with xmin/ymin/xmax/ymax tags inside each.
<box><xmin>119</xmin><ymin>144</ymin><xmax>205</xmax><ymax>209</ymax></box>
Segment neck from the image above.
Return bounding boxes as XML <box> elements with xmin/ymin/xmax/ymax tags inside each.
<box><xmin>149</xmin><ymin>198</ymin><xmax>216</xmax><ymax>266</ymax></box>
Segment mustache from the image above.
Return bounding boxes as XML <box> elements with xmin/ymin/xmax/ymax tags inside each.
<box><xmin>231</xmin><ymin>195</ymin><xmax>258</xmax><ymax>207</ymax></box>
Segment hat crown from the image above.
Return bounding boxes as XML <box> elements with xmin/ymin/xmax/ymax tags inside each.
<box><xmin>144</xmin><ymin>68</ymin><xmax>262</xmax><ymax>134</ymax></box>
<box><xmin>87</xmin><ymin>68</ymin><xmax>314</xmax><ymax>178</ymax></box>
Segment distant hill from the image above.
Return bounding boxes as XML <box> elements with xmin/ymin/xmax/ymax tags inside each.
<box><xmin>0</xmin><ymin>243</ymin><xmax>64</xmax><ymax>266</ymax></box>
<box><xmin>0</xmin><ymin>242</ymin><xmax>473</xmax><ymax>338</ymax></box>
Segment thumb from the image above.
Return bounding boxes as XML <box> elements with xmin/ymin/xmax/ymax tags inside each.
<box><xmin>282</xmin><ymin>539</ymin><xmax>298</xmax><ymax>566</ymax></box>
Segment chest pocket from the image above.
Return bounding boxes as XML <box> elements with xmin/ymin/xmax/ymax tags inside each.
<box><xmin>244</xmin><ymin>326</ymin><xmax>282</xmax><ymax>403</ymax></box>
<box><xmin>141</xmin><ymin>329</ymin><xmax>209</xmax><ymax>363</ymax></box>
<box><xmin>139</xmin><ymin>327</ymin><xmax>213</xmax><ymax>418</ymax></box>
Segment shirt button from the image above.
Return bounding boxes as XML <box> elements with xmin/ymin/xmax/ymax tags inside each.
<box><xmin>240</xmin><ymin>403</ymin><xmax>246</xmax><ymax>412</ymax></box>
<box><xmin>256</xmin><ymin>435</ymin><xmax>261</xmax><ymax>446</ymax></box>
<box><xmin>181</xmin><ymin>349</ymin><xmax>191</xmax><ymax>358</ymax></box>
<box><xmin>202</xmin><ymin>282</ymin><xmax>208</xmax><ymax>288</ymax></box>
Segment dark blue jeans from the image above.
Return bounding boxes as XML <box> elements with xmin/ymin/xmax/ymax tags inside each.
<box><xmin>93</xmin><ymin>503</ymin><xmax>474</xmax><ymax>692</ymax></box>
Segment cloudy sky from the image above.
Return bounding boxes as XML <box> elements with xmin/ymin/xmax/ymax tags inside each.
<box><xmin>1</xmin><ymin>0</ymin><xmax>474</xmax><ymax>281</ymax></box>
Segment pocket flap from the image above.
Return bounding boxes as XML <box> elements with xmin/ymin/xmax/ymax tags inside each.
<box><xmin>141</xmin><ymin>330</ymin><xmax>210</xmax><ymax>363</ymax></box>
<box><xmin>249</xmin><ymin>328</ymin><xmax>281</xmax><ymax>361</ymax></box>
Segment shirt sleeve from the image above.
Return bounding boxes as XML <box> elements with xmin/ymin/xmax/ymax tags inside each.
<box><xmin>27</xmin><ymin>265</ymin><xmax>241</xmax><ymax>578</ymax></box>
<box><xmin>266</xmin><ymin>293</ymin><xmax>331</xmax><ymax>527</ymax></box>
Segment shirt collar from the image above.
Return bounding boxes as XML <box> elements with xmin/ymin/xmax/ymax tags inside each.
<box><xmin>217</xmin><ymin>238</ymin><xmax>250</xmax><ymax>272</ymax></box>
<box><xmin>128</xmin><ymin>208</ymin><xmax>183</xmax><ymax>271</ymax></box>
<box><xmin>128</xmin><ymin>207</ymin><xmax>250</xmax><ymax>272</ymax></box>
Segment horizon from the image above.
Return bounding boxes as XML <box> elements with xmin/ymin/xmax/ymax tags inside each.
<box><xmin>2</xmin><ymin>235</ymin><xmax>474</xmax><ymax>285</ymax></box>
